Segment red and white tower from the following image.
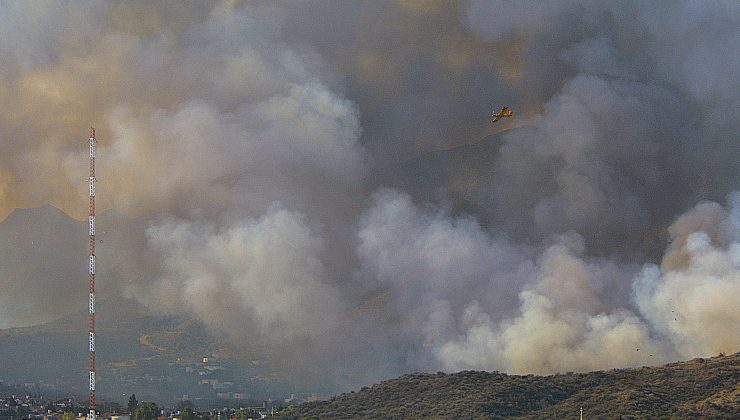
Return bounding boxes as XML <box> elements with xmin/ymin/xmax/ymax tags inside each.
<box><xmin>87</xmin><ymin>128</ymin><xmax>97</xmax><ymax>420</ymax></box>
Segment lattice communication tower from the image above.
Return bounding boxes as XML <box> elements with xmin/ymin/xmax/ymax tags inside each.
<box><xmin>87</xmin><ymin>128</ymin><xmax>97</xmax><ymax>420</ymax></box>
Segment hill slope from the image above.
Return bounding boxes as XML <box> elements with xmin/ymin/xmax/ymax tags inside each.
<box><xmin>380</xmin><ymin>130</ymin><xmax>506</xmax><ymax>212</ymax></box>
<box><xmin>0</xmin><ymin>206</ymin><xmax>290</xmax><ymax>404</ymax></box>
<box><xmin>282</xmin><ymin>352</ymin><xmax>739</xmax><ymax>419</ymax></box>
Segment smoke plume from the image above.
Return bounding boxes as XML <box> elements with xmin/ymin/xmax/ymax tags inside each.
<box><xmin>0</xmin><ymin>0</ymin><xmax>737</xmax><ymax>394</ymax></box>
<box><xmin>142</xmin><ymin>207</ymin><xmax>344</xmax><ymax>343</ymax></box>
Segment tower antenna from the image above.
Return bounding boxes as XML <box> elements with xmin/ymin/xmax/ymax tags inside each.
<box><xmin>87</xmin><ymin>127</ymin><xmax>97</xmax><ymax>420</ymax></box>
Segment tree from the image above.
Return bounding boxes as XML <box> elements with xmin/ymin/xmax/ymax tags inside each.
<box><xmin>181</xmin><ymin>407</ymin><xmax>197</xmax><ymax>420</ymax></box>
<box><xmin>101</xmin><ymin>402</ymin><xmax>123</xmax><ymax>413</ymax></box>
<box><xmin>236</xmin><ymin>408</ymin><xmax>259</xmax><ymax>420</ymax></box>
<box><xmin>16</xmin><ymin>406</ymin><xmax>30</xmax><ymax>419</ymax></box>
<box><xmin>177</xmin><ymin>400</ymin><xmax>193</xmax><ymax>412</ymax></box>
<box><xmin>128</xmin><ymin>394</ymin><xmax>139</xmax><ymax>413</ymax></box>
<box><xmin>62</xmin><ymin>412</ymin><xmax>76</xmax><ymax>420</ymax></box>
<box><xmin>132</xmin><ymin>402</ymin><xmax>159</xmax><ymax>420</ymax></box>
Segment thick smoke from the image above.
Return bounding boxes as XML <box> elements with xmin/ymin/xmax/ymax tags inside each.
<box><xmin>0</xmin><ymin>0</ymin><xmax>737</xmax><ymax>395</ymax></box>
<box><xmin>0</xmin><ymin>0</ymin><xmax>366</xmax><ymax>337</ymax></box>
<box><xmin>465</xmin><ymin>0</ymin><xmax>740</xmax><ymax>255</ymax></box>
<box><xmin>142</xmin><ymin>207</ymin><xmax>344</xmax><ymax>343</ymax></box>
<box><xmin>633</xmin><ymin>192</ymin><xmax>740</xmax><ymax>359</ymax></box>
<box><xmin>360</xmin><ymin>190</ymin><xmax>739</xmax><ymax>374</ymax></box>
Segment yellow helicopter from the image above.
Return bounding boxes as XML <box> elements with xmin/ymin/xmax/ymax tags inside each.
<box><xmin>491</xmin><ymin>106</ymin><xmax>513</xmax><ymax>124</ymax></box>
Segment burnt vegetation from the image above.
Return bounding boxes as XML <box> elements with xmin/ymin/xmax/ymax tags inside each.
<box><xmin>282</xmin><ymin>352</ymin><xmax>739</xmax><ymax>419</ymax></box>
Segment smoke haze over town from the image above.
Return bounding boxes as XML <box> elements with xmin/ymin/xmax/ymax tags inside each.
<box><xmin>0</xmin><ymin>0</ymin><xmax>738</xmax><ymax>396</ymax></box>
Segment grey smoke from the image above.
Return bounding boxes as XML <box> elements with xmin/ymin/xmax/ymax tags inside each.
<box><xmin>465</xmin><ymin>0</ymin><xmax>740</xmax><ymax>253</ymax></box>
<box><xmin>0</xmin><ymin>0</ymin><xmax>737</xmax><ymax>394</ymax></box>
<box><xmin>142</xmin><ymin>207</ymin><xmax>344</xmax><ymax>343</ymax></box>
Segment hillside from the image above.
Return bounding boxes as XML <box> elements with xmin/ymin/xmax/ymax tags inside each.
<box><xmin>380</xmin><ymin>130</ymin><xmax>506</xmax><ymax>212</ymax></box>
<box><xmin>0</xmin><ymin>206</ymin><xmax>293</xmax><ymax>404</ymax></box>
<box><xmin>0</xmin><ymin>294</ymin><xmax>295</xmax><ymax>405</ymax></box>
<box><xmin>282</xmin><ymin>352</ymin><xmax>739</xmax><ymax>419</ymax></box>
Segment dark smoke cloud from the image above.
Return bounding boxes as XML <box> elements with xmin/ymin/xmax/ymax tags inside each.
<box><xmin>0</xmin><ymin>0</ymin><xmax>737</xmax><ymax>394</ymax></box>
<box><xmin>465</xmin><ymin>0</ymin><xmax>740</xmax><ymax>253</ymax></box>
<box><xmin>272</xmin><ymin>0</ymin><xmax>529</xmax><ymax>161</ymax></box>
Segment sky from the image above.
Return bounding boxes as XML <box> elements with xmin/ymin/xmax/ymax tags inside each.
<box><xmin>0</xmin><ymin>0</ymin><xmax>738</xmax><ymax>392</ymax></box>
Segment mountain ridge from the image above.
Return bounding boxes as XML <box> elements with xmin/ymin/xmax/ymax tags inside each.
<box><xmin>282</xmin><ymin>352</ymin><xmax>739</xmax><ymax>419</ymax></box>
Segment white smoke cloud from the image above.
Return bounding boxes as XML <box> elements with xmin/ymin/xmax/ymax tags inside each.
<box><xmin>101</xmin><ymin>80</ymin><xmax>362</xmax><ymax>218</ymax></box>
<box><xmin>359</xmin><ymin>190</ymin><xmax>739</xmax><ymax>375</ymax></box>
<box><xmin>87</xmin><ymin>3</ymin><xmax>365</xmax><ymax>220</ymax></box>
<box><xmin>435</xmin><ymin>242</ymin><xmax>662</xmax><ymax>374</ymax></box>
<box><xmin>103</xmin><ymin>3</ymin><xmax>366</xmax><ymax>352</ymax></box>
<box><xmin>0</xmin><ymin>0</ymin><xmax>737</xmax><ymax>395</ymax></box>
<box><xmin>357</xmin><ymin>189</ymin><xmax>530</xmax><ymax>314</ymax></box>
<box><xmin>358</xmin><ymin>191</ymin><xmax>660</xmax><ymax>373</ymax></box>
<box><xmin>634</xmin><ymin>192</ymin><xmax>740</xmax><ymax>358</ymax></box>
<box><xmin>1</xmin><ymin>2</ymin><xmax>368</xmax><ymax>386</ymax></box>
<box><xmin>142</xmin><ymin>206</ymin><xmax>343</xmax><ymax>343</ymax></box>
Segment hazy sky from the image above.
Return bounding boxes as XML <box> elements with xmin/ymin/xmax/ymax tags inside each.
<box><xmin>0</xmin><ymin>0</ymin><xmax>738</xmax><ymax>392</ymax></box>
